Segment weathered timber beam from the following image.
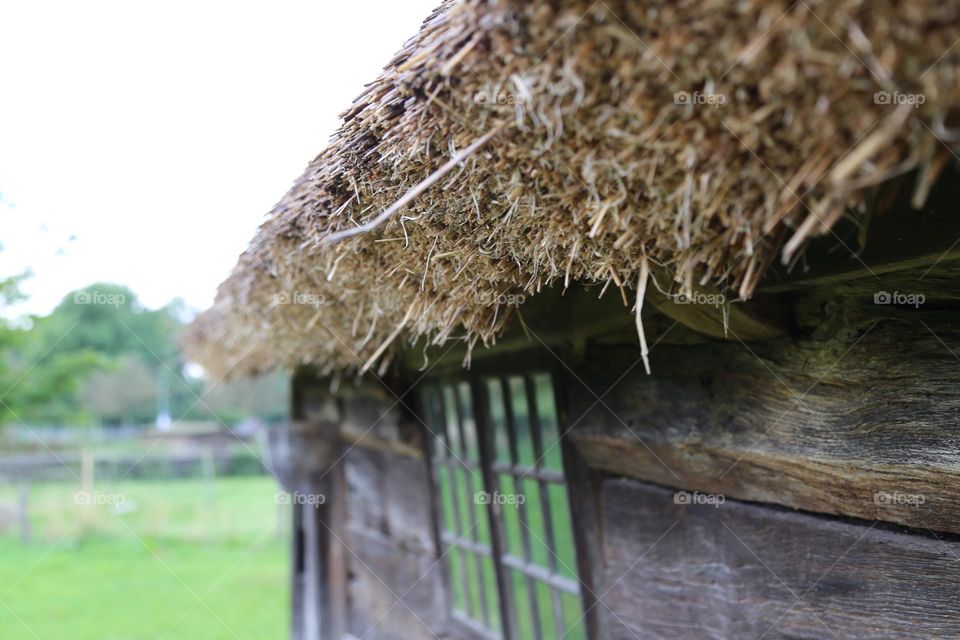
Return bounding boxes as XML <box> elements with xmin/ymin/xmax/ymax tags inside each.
<box><xmin>564</xmin><ymin>303</ymin><xmax>960</xmax><ymax>534</ymax></box>
<box><xmin>646</xmin><ymin>265</ymin><xmax>790</xmax><ymax>340</ymax></box>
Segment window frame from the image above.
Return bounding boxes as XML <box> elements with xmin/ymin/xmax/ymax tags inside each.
<box><xmin>417</xmin><ymin>364</ymin><xmax>598</xmax><ymax>640</ymax></box>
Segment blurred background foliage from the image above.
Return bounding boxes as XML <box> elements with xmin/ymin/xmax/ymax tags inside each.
<box><xmin>0</xmin><ymin>274</ymin><xmax>286</xmax><ymax>429</ymax></box>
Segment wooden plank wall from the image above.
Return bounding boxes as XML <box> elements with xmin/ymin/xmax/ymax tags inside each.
<box><xmin>337</xmin><ymin>384</ymin><xmax>447</xmax><ymax>640</ymax></box>
<box><xmin>554</xmin><ymin>264</ymin><xmax>960</xmax><ymax>639</ymax></box>
<box><xmin>596</xmin><ymin>478</ymin><xmax>960</xmax><ymax>639</ymax></box>
<box><xmin>293</xmin><ymin>255</ymin><xmax>960</xmax><ymax>639</ymax></box>
<box><xmin>566</xmin><ymin>266</ymin><xmax>960</xmax><ymax>535</ymax></box>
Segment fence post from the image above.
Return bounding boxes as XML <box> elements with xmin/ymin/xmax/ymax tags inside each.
<box><xmin>202</xmin><ymin>449</ymin><xmax>216</xmax><ymax>507</ymax></box>
<box><xmin>80</xmin><ymin>449</ymin><xmax>95</xmax><ymax>496</ymax></box>
<box><xmin>17</xmin><ymin>483</ymin><xmax>29</xmax><ymax>545</ymax></box>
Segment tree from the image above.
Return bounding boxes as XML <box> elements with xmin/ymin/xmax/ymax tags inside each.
<box><xmin>80</xmin><ymin>356</ymin><xmax>157</xmax><ymax>425</ymax></box>
<box><xmin>3</xmin><ymin>284</ymin><xmax>180</xmax><ymax>426</ymax></box>
<box><xmin>0</xmin><ymin>266</ymin><xmax>30</xmax><ymax>424</ymax></box>
<box><xmin>0</xmin><ymin>280</ymin><xmax>286</xmax><ymax>428</ymax></box>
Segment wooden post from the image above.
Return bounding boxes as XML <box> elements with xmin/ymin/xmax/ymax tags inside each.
<box><xmin>282</xmin><ymin>367</ymin><xmax>344</xmax><ymax>640</ymax></box>
<box><xmin>202</xmin><ymin>449</ymin><xmax>216</xmax><ymax>507</ymax></box>
<box><xmin>80</xmin><ymin>449</ymin><xmax>95</xmax><ymax>495</ymax></box>
<box><xmin>276</xmin><ymin>495</ymin><xmax>286</xmax><ymax>539</ymax></box>
<box><xmin>290</xmin><ymin>499</ymin><xmax>305</xmax><ymax>640</ymax></box>
<box><xmin>300</xmin><ymin>495</ymin><xmax>321</xmax><ymax>640</ymax></box>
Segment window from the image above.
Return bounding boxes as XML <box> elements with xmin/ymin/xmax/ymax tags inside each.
<box><xmin>423</xmin><ymin>373</ymin><xmax>587</xmax><ymax>640</ymax></box>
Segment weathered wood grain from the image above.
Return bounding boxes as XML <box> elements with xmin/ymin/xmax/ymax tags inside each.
<box><xmin>344</xmin><ymin>527</ymin><xmax>446</xmax><ymax>640</ymax></box>
<box><xmin>647</xmin><ymin>265</ymin><xmax>790</xmax><ymax>341</ymax></box>
<box><xmin>343</xmin><ymin>446</ymin><xmax>445</xmax><ymax>639</ymax></box>
<box><xmin>290</xmin><ymin>369</ymin><xmax>346</xmax><ymax>640</ymax></box>
<box><xmin>566</xmin><ymin>296</ymin><xmax>960</xmax><ymax>534</ymax></box>
<box><xmin>338</xmin><ymin>382</ymin><xmax>425</xmax><ymax>459</ymax></box>
<box><xmin>344</xmin><ymin>447</ymin><xmax>390</xmax><ymax>536</ymax></box>
<box><xmin>343</xmin><ymin>446</ymin><xmax>437</xmax><ymax>552</ymax></box>
<box><xmin>598</xmin><ymin>478</ymin><xmax>960</xmax><ymax>640</ymax></box>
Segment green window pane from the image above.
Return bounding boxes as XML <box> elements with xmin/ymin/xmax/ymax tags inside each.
<box><xmin>453</xmin><ymin>468</ymin><xmax>474</xmax><ymax>537</ymax></box>
<box><xmin>535</xmin><ymin>581</ymin><xmax>557</xmax><ymax>639</ymax></box>
<box><xmin>438</xmin><ymin>466</ymin><xmax>456</xmax><ymax>534</ymax></box>
<box><xmin>442</xmin><ymin>386</ymin><xmax>461</xmax><ymax>456</ymax></box>
<box><xmin>507</xmin><ymin>376</ymin><xmax>535</xmax><ymax>466</ymax></box>
<box><xmin>456</xmin><ymin>382</ymin><xmax>479</xmax><ymax>461</ymax></box>
<box><xmin>520</xmin><ymin>479</ymin><xmax>549</xmax><ymax>567</ymax></box>
<box><xmin>561</xmin><ymin>592</ymin><xmax>587</xmax><ymax>640</ymax></box>
<box><xmin>532</xmin><ymin>373</ymin><xmax>564</xmax><ymax>470</ymax></box>
<box><xmin>481</xmin><ymin>555</ymin><xmax>500</xmax><ymax>632</ymax></box>
<box><xmin>449</xmin><ymin>550</ymin><xmax>465</xmax><ymax>613</ymax></box>
<box><xmin>485</xmin><ymin>378</ymin><xmax>511</xmax><ymax>463</ymax></box>
<box><xmin>463</xmin><ymin>551</ymin><xmax>481</xmax><ymax>620</ymax></box>
<box><xmin>471</xmin><ymin>468</ymin><xmax>490</xmax><ymax>542</ymax></box>
<box><xmin>499</xmin><ymin>474</ymin><xmax>522</xmax><ymax>556</ymax></box>
<box><xmin>547</xmin><ymin>483</ymin><xmax>577</xmax><ymax>578</ymax></box>
<box><xmin>510</xmin><ymin>569</ymin><xmax>535</xmax><ymax>639</ymax></box>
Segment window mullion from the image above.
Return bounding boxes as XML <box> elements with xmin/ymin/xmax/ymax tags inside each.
<box><xmin>499</xmin><ymin>377</ymin><xmax>544</xmax><ymax>640</ymax></box>
<box><xmin>524</xmin><ymin>374</ymin><xmax>566</xmax><ymax>637</ymax></box>
<box><xmin>434</xmin><ymin>387</ymin><xmax>473</xmax><ymax>623</ymax></box>
<box><xmin>471</xmin><ymin>378</ymin><xmax>515</xmax><ymax>640</ymax></box>
<box><xmin>452</xmin><ymin>384</ymin><xmax>493</xmax><ymax>630</ymax></box>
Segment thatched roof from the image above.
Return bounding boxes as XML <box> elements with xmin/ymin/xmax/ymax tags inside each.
<box><xmin>185</xmin><ymin>0</ymin><xmax>960</xmax><ymax>379</ymax></box>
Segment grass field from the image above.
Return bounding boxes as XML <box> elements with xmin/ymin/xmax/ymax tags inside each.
<box><xmin>0</xmin><ymin>476</ymin><xmax>288</xmax><ymax>639</ymax></box>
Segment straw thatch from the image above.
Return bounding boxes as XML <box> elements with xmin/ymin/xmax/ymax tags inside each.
<box><xmin>185</xmin><ymin>0</ymin><xmax>960</xmax><ymax>379</ymax></box>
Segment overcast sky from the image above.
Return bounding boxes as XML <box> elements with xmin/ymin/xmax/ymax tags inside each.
<box><xmin>0</xmin><ymin>0</ymin><xmax>439</xmax><ymax>319</ymax></box>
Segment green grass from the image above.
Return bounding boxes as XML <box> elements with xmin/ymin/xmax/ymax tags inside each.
<box><xmin>0</xmin><ymin>476</ymin><xmax>288</xmax><ymax>640</ymax></box>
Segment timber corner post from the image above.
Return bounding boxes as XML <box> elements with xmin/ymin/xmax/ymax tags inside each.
<box><xmin>272</xmin><ymin>367</ymin><xmax>346</xmax><ymax>640</ymax></box>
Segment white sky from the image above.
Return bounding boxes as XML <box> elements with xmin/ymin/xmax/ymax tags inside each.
<box><xmin>0</xmin><ymin>0</ymin><xmax>439</xmax><ymax>319</ymax></box>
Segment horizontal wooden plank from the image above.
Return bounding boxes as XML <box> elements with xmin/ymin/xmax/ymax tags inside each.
<box><xmin>344</xmin><ymin>447</ymin><xmax>434</xmax><ymax>552</ymax></box>
<box><xmin>344</xmin><ymin>528</ymin><xmax>445</xmax><ymax>640</ymax></box>
<box><xmin>344</xmin><ymin>446</ymin><xmax>389</xmax><ymax>537</ymax></box>
<box><xmin>338</xmin><ymin>382</ymin><xmax>425</xmax><ymax>458</ymax></box>
<box><xmin>383</xmin><ymin>451</ymin><xmax>436</xmax><ymax>552</ymax></box>
<box><xmin>566</xmin><ymin>301</ymin><xmax>960</xmax><ymax>534</ymax></box>
<box><xmin>598</xmin><ymin>478</ymin><xmax>960</xmax><ymax>640</ymax></box>
<box><xmin>647</xmin><ymin>265</ymin><xmax>791</xmax><ymax>341</ymax></box>
<box><xmin>399</xmin><ymin>281</ymin><xmax>711</xmax><ymax>377</ymax></box>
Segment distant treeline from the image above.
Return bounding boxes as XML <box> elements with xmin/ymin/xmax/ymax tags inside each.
<box><xmin>0</xmin><ymin>281</ymin><xmax>287</xmax><ymax>427</ymax></box>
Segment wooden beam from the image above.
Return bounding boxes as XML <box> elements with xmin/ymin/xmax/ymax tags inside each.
<box><xmin>564</xmin><ymin>294</ymin><xmax>960</xmax><ymax>534</ymax></box>
<box><xmin>646</xmin><ymin>265</ymin><xmax>790</xmax><ymax>340</ymax></box>
<box><xmin>760</xmin><ymin>166</ymin><xmax>960</xmax><ymax>291</ymax></box>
